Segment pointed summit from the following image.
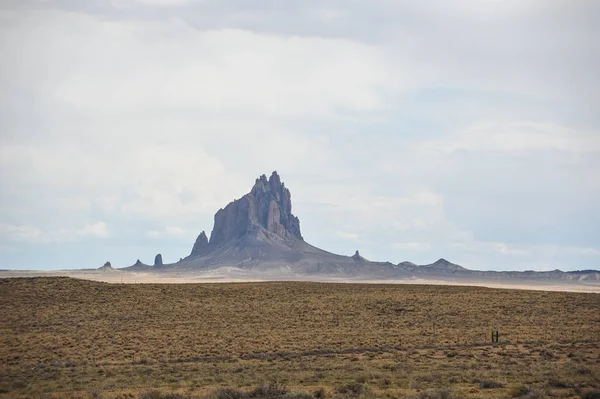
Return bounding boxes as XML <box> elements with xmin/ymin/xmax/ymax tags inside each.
<box><xmin>99</xmin><ymin>261</ymin><xmax>113</xmax><ymax>270</ymax></box>
<box><xmin>351</xmin><ymin>250</ymin><xmax>366</xmax><ymax>261</ymax></box>
<box><xmin>208</xmin><ymin>172</ymin><xmax>302</xmax><ymax>246</ymax></box>
<box><xmin>422</xmin><ymin>258</ymin><xmax>466</xmax><ymax>272</ymax></box>
<box><xmin>190</xmin><ymin>231</ymin><xmax>209</xmax><ymax>257</ymax></box>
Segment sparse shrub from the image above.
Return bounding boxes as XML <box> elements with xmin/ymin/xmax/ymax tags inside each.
<box><xmin>210</xmin><ymin>388</ymin><xmax>248</xmax><ymax>399</ymax></box>
<box><xmin>250</xmin><ymin>382</ymin><xmax>289</xmax><ymax>399</ymax></box>
<box><xmin>547</xmin><ymin>378</ymin><xmax>569</xmax><ymax>388</ymax></box>
<box><xmin>11</xmin><ymin>380</ymin><xmax>27</xmax><ymax>389</ymax></box>
<box><xmin>313</xmin><ymin>388</ymin><xmax>326</xmax><ymax>399</ymax></box>
<box><xmin>282</xmin><ymin>392</ymin><xmax>314</xmax><ymax>399</ymax></box>
<box><xmin>580</xmin><ymin>389</ymin><xmax>600</xmax><ymax>399</ymax></box>
<box><xmin>509</xmin><ymin>385</ymin><xmax>546</xmax><ymax>399</ymax></box>
<box><xmin>510</xmin><ymin>385</ymin><xmax>531</xmax><ymax>397</ymax></box>
<box><xmin>139</xmin><ymin>390</ymin><xmax>163</xmax><ymax>399</ymax></box>
<box><xmin>407</xmin><ymin>389</ymin><xmax>455</xmax><ymax>399</ymax></box>
<box><xmin>88</xmin><ymin>389</ymin><xmax>104</xmax><ymax>399</ymax></box>
<box><xmin>576</xmin><ymin>367</ymin><xmax>592</xmax><ymax>375</ymax></box>
<box><xmin>334</xmin><ymin>382</ymin><xmax>367</xmax><ymax>397</ymax></box>
<box><xmin>479</xmin><ymin>379</ymin><xmax>504</xmax><ymax>389</ymax></box>
<box><xmin>162</xmin><ymin>394</ymin><xmax>187</xmax><ymax>399</ymax></box>
<box><xmin>137</xmin><ymin>392</ymin><xmax>187</xmax><ymax>399</ymax></box>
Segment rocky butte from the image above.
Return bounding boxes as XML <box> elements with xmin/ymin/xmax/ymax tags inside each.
<box><xmin>125</xmin><ymin>171</ymin><xmax>599</xmax><ymax>281</ymax></box>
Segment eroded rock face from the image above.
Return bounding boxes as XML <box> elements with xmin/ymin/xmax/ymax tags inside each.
<box><xmin>154</xmin><ymin>254</ymin><xmax>163</xmax><ymax>267</ymax></box>
<box><xmin>190</xmin><ymin>231</ymin><xmax>209</xmax><ymax>257</ymax></box>
<box><xmin>209</xmin><ymin>171</ymin><xmax>303</xmax><ymax>245</ymax></box>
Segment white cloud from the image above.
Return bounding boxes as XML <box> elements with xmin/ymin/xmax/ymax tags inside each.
<box><xmin>421</xmin><ymin>121</ymin><xmax>600</xmax><ymax>154</ymax></box>
<box><xmin>112</xmin><ymin>0</ymin><xmax>201</xmax><ymax>7</ymax></box>
<box><xmin>336</xmin><ymin>231</ymin><xmax>360</xmax><ymax>242</ymax></box>
<box><xmin>77</xmin><ymin>222</ymin><xmax>110</xmax><ymax>238</ymax></box>
<box><xmin>146</xmin><ymin>230</ymin><xmax>161</xmax><ymax>238</ymax></box>
<box><xmin>393</xmin><ymin>242</ymin><xmax>431</xmax><ymax>251</ymax></box>
<box><xmin>145</xmin><ymin>226</ymin><xmax>188</xmax><ymax>239</ymax></box>
<box><xmin>0</xmin><ymin>224</ymin><xmax>45</xmax><ymax>243</ymax></box>
<box><xmin>1</xmin><ymin>11</ymin><xmax>400</xmax><ymax>118</ymax></box>
<box><xmin>0</xmin><ymin>2</ymin><xmax>598</xmax><ymax>271</ymax></box>
<box><xmin>0</xmin><ymin>222</ymin><xmax>110</xmax><ymax>243</ymax></box>
<box><xmin>165</xmin><ymin>226</ymin><xmax>186</xmax><ymax>236</ymax></box>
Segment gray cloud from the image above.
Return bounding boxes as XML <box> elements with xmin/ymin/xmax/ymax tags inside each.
<box><xmin>0</xmin><ymin>0</ymin><xmax>598</xmax><ymax>270</ymax></box>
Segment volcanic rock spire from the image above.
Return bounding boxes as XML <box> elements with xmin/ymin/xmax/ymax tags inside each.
<box><xmin>190</xmin><ymin>231</ymin><xmax>209</xmax><ymax>257</ymax></box>
<box><xmin>208</xmin><ymin>171</ymin><xmax>303</xmax><ymax>246</ymax></box>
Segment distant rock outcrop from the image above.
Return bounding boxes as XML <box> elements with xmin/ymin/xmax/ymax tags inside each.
<box><xmin>190</xmin><ymin>231</ymin><xmax>209</xmax><ymax>257</ymax></box>
<box><xmin>420</xmin><ymin>258</ymin><xmax>467</xmax><ymax>273</ymax></box>
<box><xmin>398</xmin><ymin>261</ymin><xmax>417</xmax><ymax>269</ymax></box>
<box><xmin>209</xmin><ymin>171</ymin><xmax>302</xmax><ymax>246</ymax></box>
<box><xmin>351</xmin><ymin>250</ymin><xmax>366</xmax><ymax>262</ymax></box>
<box><xmin>99</xmin><ymin>261</ymin><xmax>113</xmax><ymax>270</ymax></box>
<box><xmin>119</xmin><ymin>171</ymin><xmax>600</xmax><ymax>282</ymax></box>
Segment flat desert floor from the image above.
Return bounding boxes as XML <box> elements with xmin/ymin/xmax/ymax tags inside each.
<box><xmin>1</xmin><ymin>268</ymin><xmax>599</xmax><ymax>293</ymax></box>
<box><xmin>1</xmin><ymin>277</ymin><xmax>599</xmax><ymax>399</ymax></box>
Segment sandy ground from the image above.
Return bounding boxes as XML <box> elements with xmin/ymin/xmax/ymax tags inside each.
<box><xmin>1</xmin><ymin>268</ymin><xmax>599</xmax><ymax>293</ymax></box>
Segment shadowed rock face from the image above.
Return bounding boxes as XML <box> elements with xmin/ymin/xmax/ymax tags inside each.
<box><xmin>209</xmin><ymin>171</ymin><xmax>302</xmax><ymax>245</ymax></box>
<box><xmin>154</xmin><ymin>254</ymin><xmax>163</xmax><ymax>267</ymax></box>
<box><xmin>190</xmin><ymin>231</ymin><xmax>209</xmax><ymax>257</ymax></box>
<box><xmin>99</xmin><ymin>261</ymin><xmax>112</xmax><ymax>270</ymax></box>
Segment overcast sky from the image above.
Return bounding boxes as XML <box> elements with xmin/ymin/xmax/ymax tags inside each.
<box><xmin>1</xmin><ymin>0</ymin><xmax>599</xmax><ymax>271</ymax></box>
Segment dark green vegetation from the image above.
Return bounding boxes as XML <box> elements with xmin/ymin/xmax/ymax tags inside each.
<box><xmin>1</xmin><ymin>277</ymin><xmax>599</xmax><ymax>398</ymax></box>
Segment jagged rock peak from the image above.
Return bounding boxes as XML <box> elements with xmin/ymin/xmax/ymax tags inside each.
<box><xmin>154</xmin><ymin>254</ymin><xmax>163</xmax><ymax>267</ymax></box>
<box><xmin>100</xmin><ymin>261</ymin><xmax>112</xmax><ymax>269</ymax></box>
<box><xmin>351</xmin><ymin>250</ymin><xmax>365</xmax><ymax>261</ymax></box>
<box><xmin>190</xmin><ymin>231</ymin><xmax>209</xmax><ymax>257</ymax></box>
<box><xmin>134</xmin><ymin>259</ymin><xmax>143</xmax><ymax>266</ymax></box>
<box><xmin>209</xmin><ymin>171</ymin><xmax>303</xmax><ymax>245</ymax></box>
<box><xmin>434</xmin><ymin>258</ymin><xmax>451</xmax><ymax>266</ymax></box>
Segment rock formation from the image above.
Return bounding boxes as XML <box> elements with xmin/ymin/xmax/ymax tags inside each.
<box><xmin>99</xmin><ymin>261</ymin><xmax>113</xmax><ymax>270</ymax></box>
<box><xmin>209</xmin><ymin>171</ymin><xmax>302</xmax><ymax>245</ymax></box>
<box><xmin>119</xmin><ymin>171</ymin><xmax>600</xmax><ymax>282</ymax></box>
<box><xmin>351</xmin><ymin>250</ymin><xmax>366</xmax><ymax>261</ymax></box>
<box><xmin>190</xmin><ymin>231</ymin><xmax>209</xmax><ymax>257</ymax></box>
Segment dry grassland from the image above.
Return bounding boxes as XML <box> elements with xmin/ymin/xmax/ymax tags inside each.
<box><xmin>1</xmin><ymin>277</ymin><xmax>599</xmax><ymax>399</ymax></box>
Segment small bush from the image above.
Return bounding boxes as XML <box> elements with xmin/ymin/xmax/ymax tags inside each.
<box><xmin>88</xmin><ymin>389</ymin><xmax>104</xmax><ymax>399</ymax></box>
<box><xmin>250</xmin><ymin>382</ymin><xmax>289</xmax><ymax>399</ymax></box>
<box><xmin>408</xmin><ymin>389</ymin><xmax>455</xmax><ymax>399</ymax></box>
<box><xmin>11</xmin><ymin>381</ymin><xmax>27</xmax><ymax>389</ymax></box>
<box><xmin>139</xmin><ymin>391</ymin><xmax>163</xmax><ymax>399</ymax></box>
<box><xmin>547</xmin><ymin>378</ymin><xmax>569</xmax><ymax>388</ymax></box>
<box><xmin>334</xmin><ymin>382</ymin><xmax>367</xmax><ymax>397</ymax></box>
<box><xmin>313</xmin><ymin>388</ymin><xmax>326</xmax><ymax>399</ymax></box>
<box><xmin>510</xmin><ymin>385</ymin><xmax>531</xmax><ymax>397</ymax></box>
<box><xmin>509</xmin><ymin>385</ymin><xmax>547</xmax><ymax>399</ymax></box>
<box><xmin>137</xmin><ymin>391</ymin><xmax>187</xmax><ymax>399</ymax></box>
<box><xmin>211</xmin><ymin>388</ymin><xmax>248</xmax><ymax>399</ymax></box>
<box><xmin>162</xmin><ymin>394</ymin><xmax>187</xmax><ymax>399</ymax></box>
<box><xmin>283</xmin><ymin>392</ymin><xmax>314</xmax><ymax>399</ymax></box>
<box><xmin>479</xmin><ymin>379</ymin><xmax>504</xmax><ymax>389</ymax></box>
<box><xmin>580</xmin><ymin>389</ymin><xmax>600</xmax><ymax>399</ymax></box>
